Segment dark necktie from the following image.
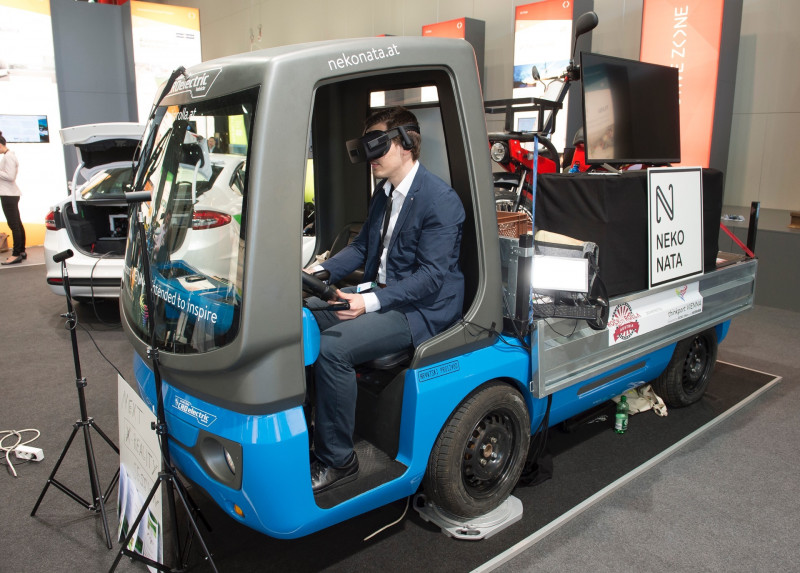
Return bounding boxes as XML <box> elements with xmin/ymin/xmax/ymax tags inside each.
<box><xmin>380</xmin><ymin>188</ymin><xmax>394</xmax><ymax>251</ymax></box>
<box><xmin>376</xmin><ymin>188</ymin><xmax>394</xmax><ymax>280</ymax></box>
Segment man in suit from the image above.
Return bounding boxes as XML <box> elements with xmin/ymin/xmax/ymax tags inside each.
<box><xmin>307</xmin><ymin>107</ymin><xmax>465</xmax><ymax>493</ymax></box>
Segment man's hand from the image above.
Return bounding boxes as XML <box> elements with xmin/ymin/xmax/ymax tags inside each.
<box><xmin>332</xmin><ymin>289</ymin><xmax>366</xmax><ymax>320</ymax></box>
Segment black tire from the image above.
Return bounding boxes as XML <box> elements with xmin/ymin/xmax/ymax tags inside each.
<box><xmin>653</xmin><ymin>328</ymin><xmax>718</xmax><ymax>407</ymax></box>
<box><xmin>495</xmin><ymin>189</ymin><xmax>533</xmax><ymax>221</ymax></box>
<box><xmin>423</xmin><ymin>382</ymin><xmax>530</xmax><ymax>518</ymax></box>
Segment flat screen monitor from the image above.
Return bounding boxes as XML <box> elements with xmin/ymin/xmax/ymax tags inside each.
<box><xmin>580</xmin><ymin>52</ymin><xmax>680</xmax><ymax>165</ymax></box>
<box><xmin>0</xmin><ymin>114</ymin><xmax>50</xmax><ymax>143</ymax></box>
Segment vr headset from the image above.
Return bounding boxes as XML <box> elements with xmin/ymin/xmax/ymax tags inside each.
<box><xmin>345</xmin><ymin>124</ymin><xmax>420</xmax><ymax>164</ymax></box>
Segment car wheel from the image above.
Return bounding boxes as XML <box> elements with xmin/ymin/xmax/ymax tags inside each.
<box><xmin>653</xmin><ymin>328</ymin><xmax>718</xmax><ymax>407</ymax></box>
<box><xmin>423</xmin><ymin>382</ymin><xmax>530</xmax><ymax>518</ymax></box>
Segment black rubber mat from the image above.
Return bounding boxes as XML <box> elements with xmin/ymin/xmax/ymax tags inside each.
<box><xmin>315</xmin><ymin>439</ymin><xmax>407</xmax><ymax>510</ymax></box>
<box><xmin>179</xmin><ymin>362</ymin><xmax>777</xmax><ymax>572</ymax></box>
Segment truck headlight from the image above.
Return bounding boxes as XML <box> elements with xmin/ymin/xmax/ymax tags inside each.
<box><xmin>224</xmin><ymin>448</ymin><xmax>236</xmax><ymax>475</ymax></box>
<box><xmin>192</xmin><ymin>431</ymin><xmax>243</xmax><ymax>490</ymax></box>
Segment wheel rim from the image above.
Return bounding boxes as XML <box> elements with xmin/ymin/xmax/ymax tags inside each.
<box><xmin>462</xmin><ymin>408</ymin><xmax>519</xmax><ymax>499</ymax></box>
<box><xmin>495</xmin><ymin>198</ymin><xmax>532</xmax><ymax>221</ymax></box>
<box><xmin>682</xmin><ymin>335</ymin><xmax>710</xmax><ymax>393</ymax></box>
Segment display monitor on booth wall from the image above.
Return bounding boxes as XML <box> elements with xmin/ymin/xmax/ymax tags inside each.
<box><xmin>0</xmin><ymin>114</ymin><xmax>50</xmax><ymax>143</ymax></box>
<box><xmin>580</xmin><ymin>52</ymin><xmax>680</xmax><ymax>166</ymax></box>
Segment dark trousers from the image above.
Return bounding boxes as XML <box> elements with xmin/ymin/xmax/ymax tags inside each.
<box><xmin>307</xmin><ymin>293</ymin><xmax>412</xmax><ymax>467</ymax></box>
<box><xmin>1</xmin><ymin>196</ymin><xmax>25</xmax><ymax>256</ymax></box>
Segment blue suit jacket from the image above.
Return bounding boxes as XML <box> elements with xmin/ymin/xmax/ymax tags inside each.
<box><xmin>321</xmin><ymin>163</ymin><xmax>465</xmax><ymax>345</ymax></box>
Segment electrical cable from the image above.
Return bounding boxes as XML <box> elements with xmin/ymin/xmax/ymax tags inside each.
<box><xmin>59</xmin><ymin>286</ymin><xmax>125</xmax><ymax>378</ymax></box>
<box><xmin>460</xmin><ymin>319</ymin><xmax>530</xmax><ymax>352</ymax></box>
<box><xmin>89</xmin><ymin>251</ymin><xmax>121</xmax><ymax>328</ymax></box>
<box><xmin>363</xmin><ymin>496</ymin><xmax>410</xmax><ymax>541</ymax></box>
<box><xmin>77</xmin><ymin>322</ymin><xmax>125</xmax><ymax>379</ymax></box>
<box><xmin>1</xmin><ymin>429</ymin><xmax>41</xmax><ymax>478</ymax></box>
<box><xmin>531</xmin><ymin>290</ymin><xmax>580</xmax><ymax>338</ymax></box>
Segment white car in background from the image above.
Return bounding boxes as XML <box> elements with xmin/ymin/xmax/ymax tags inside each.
<box><xmin>45</xmin><ymin>123</ymin><xmax>144</xmax><ymax>300</ymax></box>
<box><xmin>45</xmin><ymin>123</ymin><xmax>246</xmax><ymax>300</ymax></box>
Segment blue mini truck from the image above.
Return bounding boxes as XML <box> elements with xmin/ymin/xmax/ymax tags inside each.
<box><xmin>120</xmin><ymin>36</ymin><xmax>756</xmax><ymax>539</ymax></box>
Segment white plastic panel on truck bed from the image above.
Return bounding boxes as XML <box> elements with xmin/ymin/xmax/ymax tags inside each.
<box><xmin>530</xmin><ymin>258</ymin><xmax>757</xmax><ymax>397</ymax></box>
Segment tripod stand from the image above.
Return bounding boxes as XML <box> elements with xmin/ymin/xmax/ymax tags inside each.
<box><xmin>109</xmin><ymin>215</ymin><xmax>217</xmax><ymax>572</ymax></box>
<box><xmin>31</xmin><ymin>249</ymin><xmax>120</xmax><ymax>549</ymax></box>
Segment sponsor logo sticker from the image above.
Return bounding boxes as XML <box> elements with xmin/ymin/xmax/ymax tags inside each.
<box><xmin>168</xmin><ymin>68</ymin><xmax>222</xmax><ymax>100</ymax></box>
<box><xmin>609</xmin><ymin>303</ymin><xmax>641</xmax><ymax>342</ymax></box>
<box><xmin>172</xmin><ymin>396</ymin><xmax>217</xmax><ymax>427</ymax></box>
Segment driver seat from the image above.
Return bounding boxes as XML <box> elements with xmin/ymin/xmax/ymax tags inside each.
<box><xmin>361</xmin><ymin>348</ymin><xmax>411</xmax><ymax>370</ymax></box>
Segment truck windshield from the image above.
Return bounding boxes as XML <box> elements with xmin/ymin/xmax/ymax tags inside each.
<box><xmin>121</xmin><ymin>87</ymin><xmax>258</xmax><ymax>354</ymax></box>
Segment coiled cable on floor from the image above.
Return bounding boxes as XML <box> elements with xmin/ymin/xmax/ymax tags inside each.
<box><xmin>1</xmin><ymin>429</ymin><xmax>41</xmax><ymax>478</ymax></box>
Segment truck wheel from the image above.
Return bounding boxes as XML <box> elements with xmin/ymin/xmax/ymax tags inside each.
<box><xmin>653</xmin><ymin>328</ymin><xmax>718</xmax><ymax>407</ymax></box>
<box><xmin>423</xmin><ymin>382</ymin><xmax>530</xmax><ymax>518</ymax></box>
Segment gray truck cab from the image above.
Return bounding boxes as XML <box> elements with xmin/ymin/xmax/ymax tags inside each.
<box><xmin>121</xmin><ymin>37</ymin><xmax>501</xmax><ymax>415</ymax></box>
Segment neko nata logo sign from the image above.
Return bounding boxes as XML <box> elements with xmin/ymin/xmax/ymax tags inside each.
<box><xmin>172</xmin><ymin>396</ymin><xmax>217</xmax><ymax>427</ymax></box>
<box><xmin>168</xmin><ymin>68</ymin><xmax>222</xmax><ymax>99</ymax></box>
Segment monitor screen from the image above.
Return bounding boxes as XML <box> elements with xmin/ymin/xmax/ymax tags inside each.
<box><xmin>580</xmin><ymin>52</ymin><xmax>680</xmax><ymax>165</ymax></box>
<box><xmin>0</xmin><ymin>114</ymin><xmax>50</xmax><ymax>143</ymax></box>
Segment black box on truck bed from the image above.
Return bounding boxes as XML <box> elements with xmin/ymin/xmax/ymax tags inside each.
<box><xmin>534</xmin><ymin>169</ymin><xmax>724</xmax><ymax>297</ymax></box>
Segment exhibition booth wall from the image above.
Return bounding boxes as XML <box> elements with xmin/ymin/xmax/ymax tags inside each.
<box><xmin>2</xmin><ymin>0</ymin><xmax>797</xmax><ymax>239</ymax></box>
<box><xmin>159</xmin><ymin>0</ymin><xmax>798</xmax><ymax>215</ymax></box>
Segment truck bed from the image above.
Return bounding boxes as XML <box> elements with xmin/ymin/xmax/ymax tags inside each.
<box><xmin>531</xmin><ymin>258</ymin><xmax>757</xmax><ymax>397</ymax></box>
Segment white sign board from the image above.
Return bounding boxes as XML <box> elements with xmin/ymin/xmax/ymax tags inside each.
<box><xmin>648</xmin><ymin>167</ymin><xmax>704</xmax><ymax>288</ymax></box>
<box><xmin>118</xmin><ymin>375</ymin><xmax>163</xmax><ymax>570</ymax></box>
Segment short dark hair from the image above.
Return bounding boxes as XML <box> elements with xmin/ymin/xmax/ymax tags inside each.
<box><xmin>364</xmin><ymin>107</ymin><xmax>421</xmax><ymax>161</ymax></box>
<box><xmin>0</xmin><ymin>132</ymin><xmax>6</xmax><ymax>146</ymax></box>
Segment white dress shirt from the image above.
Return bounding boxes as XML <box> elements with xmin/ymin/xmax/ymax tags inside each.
<box><xmin>362</xmin><ymin>160</ymin><xmax>419</xmax><ymax>312</ymax></box>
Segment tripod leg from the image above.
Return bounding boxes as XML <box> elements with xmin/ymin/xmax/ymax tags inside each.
<box><xmin>104</xmin><ymin>468</ymin><xmax>121</xmax><ymax>504</ymax></box>
<box><xmin>82</xmin><ymin>423</ymin><xmax>102</xmax><ymax>509</ymax></box>
<box><xmin>82</xmin><ymin>424</ymin><xmax>114</xmax><ymax>549</ymax></box>
<box><xmin>170</xmin><ymin>475</ymin><xmax>219</xmax><ymax>573</ymax></box>
<box><xmin>165</xmin><ymin>475</ymin><xmax>183</xmax><ymax>566</ymax></box>
<box><xmin>31</xmin><ymin>424</ymin><xmax>80</xmax><ymax>516</ymax></box>
<box><xmin>89</xmin><ymin>421</ymin><xmax>121</xmax><ymax>507</ymax></box>
<box><xmin>91</xmin><ymin>420</ymin><xmax>121</xmax><ymax>455</ymax></box>
<box><xmin>109</xmin><ymin>474</ymin><xmax>164</xmax><ymax>572</ymax></box>
<box><xmin>171</xmin><ymin>470</ymin><xmax>212</xmax><ymax>532</ymax></box>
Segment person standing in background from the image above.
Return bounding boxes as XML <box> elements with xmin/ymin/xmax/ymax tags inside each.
<box><xmin>0</xmin><ymin>131</ymin><xmax>26</xmax><ymax>265</ymax></box>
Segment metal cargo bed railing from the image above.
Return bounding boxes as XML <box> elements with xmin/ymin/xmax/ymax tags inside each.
<box><xmin>530</xmin><ymin>258</ymin><xmax>757</xmax><ymax>397</ymax></box>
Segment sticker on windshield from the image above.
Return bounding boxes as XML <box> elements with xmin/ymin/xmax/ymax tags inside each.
<box><xmin>168</xmin><ymin>68</ymin><xmax>222</xmax><ymax>100</ymax></box>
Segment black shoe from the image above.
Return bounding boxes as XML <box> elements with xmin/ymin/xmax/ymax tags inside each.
<box><xmin>1</xmin><ymin>255</ymin><xmax>23</xmax><ymax>265</ymax></box>
<box><xmin>20</xmin><ymin>252</ymin><xmax>26</xmax><ymax>260</ymax></box>
<box><xmin>311</xmin><ymin>452</ymin><xmax>359</xmax><ymax>494</ymax></box>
